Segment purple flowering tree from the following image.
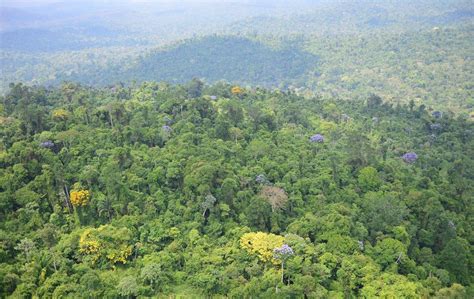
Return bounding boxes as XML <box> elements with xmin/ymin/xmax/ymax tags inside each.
<box><xmin>432</xmin><ymin>111</ymin><xmax>442</xmax><ymax>118</ymax></box>
<box><xmin>402</xmin><ymin>152</ymin><xmax>418</xmax><ymax>164</ymax></box>
<box><xmin>274</xmin><ymin>244</ymin><xmax>294</xmax><ymax>284</ymax></box>
<box><xmin>310</xmin><ymin>134</ymin><xmax>324</xmax><ymax>143</ymax></box>
<box><xmin>40</xmin><ymin>141</ymin><xmax>54</xmax><ymax>149</ymax></box>
<box><xmin>162</xmin><ymin>125</ymin><xmax>172</xmax><ymax>133</ymax></box>
<box><xmin>430</xmin><ymin>123</ymin><xmax>442</xmax><ymax>131</ymax></box>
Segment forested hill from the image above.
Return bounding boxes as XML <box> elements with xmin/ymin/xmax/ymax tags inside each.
<box><xmin>65</xmin><ymin>36</ymin><xmax>319</xmax><ymax>88</ymax></box>
<box><xmin>2</xmin><ymin>25</ymin><xmax>472</xmax><ymax>112</ymax></box>
<box><xmin>1</xmin><ymin>82</ymin><xmax>473</xmax><ymax>297</ymax></box>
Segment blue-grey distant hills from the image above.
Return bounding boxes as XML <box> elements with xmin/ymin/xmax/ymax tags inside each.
<box><xmin>62</xmin><ymin>36</ymin><xmax>318</xmax><ymax>87</ymax></box>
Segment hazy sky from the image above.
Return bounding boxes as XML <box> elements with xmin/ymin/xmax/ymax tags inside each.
<box><xmin>1</xmin><ymin>0</ymin><xmax>59</xmax><ymax>6</ymax></box>
<box><xmin>1</xmin><ymin>0</ymin><xmax>269</xmax><ymax>6</ymax></box>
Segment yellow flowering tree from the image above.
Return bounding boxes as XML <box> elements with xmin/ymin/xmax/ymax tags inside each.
<box><xmin>231</xmin><ymin>86</ymin><xmax>244</xmax><ymax>95</ymax></box>
<box><xmin>79</xmin><ymin>225</ymin><xmax>133</xmax><ymax>266</ymax></box>
<box><xmin>240</xmin><ymin>232</ymin><xmax>284</xmax><ymax>264</ymax></box>
<box><xmin>52</xmin><ymin>108</ymin><xmax>70</xmax><ymax>121</ymax></box>
<box><xmin>70</xmin><ymin>189</ymin><xmax>90</xmax><ymax>207</ymax></box>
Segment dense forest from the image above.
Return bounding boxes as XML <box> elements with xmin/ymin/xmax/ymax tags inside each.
<box><xmin>2</xmin><ymin>25</ymin><xmax>472</xmax><ymax>112</ymax></box>
<box><xmin>1</xmin><ymin>81</ymin><xmax>472</xmax><ymax>297</ymax></box>
<box><xmin>65</xmin><ymin>36</ymin><xmax>319</xmax><ymax>88</ymax></box>
<box><xmin>1</xmin><ymin>1</ymin><xmax>473</xmax><ymax>113</ymax></box>
<box><xmin>1</xmin><ymin>0</ymin><xmax>473</xmax><ymax>297</ymax></box>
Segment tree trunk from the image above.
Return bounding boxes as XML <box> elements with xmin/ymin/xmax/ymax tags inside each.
<box><xmin>281</xmin><ymin>261</ymin><xmax>284</xmax><ymax>284</ymax></box>
<box><xmin>108</xmin><ymin>109</ymin><xmax>114</xmax><ymax>128</ymax></box>
<box><xmin>63</xmin><ymin>184</ymin><xmax>73</xmax><ymax>213</ymax></box>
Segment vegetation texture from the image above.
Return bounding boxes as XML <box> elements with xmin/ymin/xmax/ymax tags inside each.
<box><xmin>1</xmin><ymin>82</ymin><xmax>472</xmax><ymax>297</ymax></box>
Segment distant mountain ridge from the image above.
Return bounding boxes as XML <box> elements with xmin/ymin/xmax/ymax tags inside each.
<box><xmin>64</xmin><ymin>36</ymin><xmax>319</xmax><ymax>88</ymax></box>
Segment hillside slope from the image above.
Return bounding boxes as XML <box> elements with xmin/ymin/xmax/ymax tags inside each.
<box><xmin>56</xmin><ymin>36</ymin><xmax>318</xmax><ymax>88</ymax></box>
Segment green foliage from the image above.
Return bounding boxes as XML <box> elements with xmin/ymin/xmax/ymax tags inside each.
<box><xmin>360</xmin><ymin>272</ymin><xmax>424</xmax><ymax>298</ymax></box>
<box><xmin>79</xmin><ymin>225</ymin><xmax>134</xmax><ymax>267</ymax></box>
<box><xmin>439</xmin><ymin>237</ymin><xmax>472</xmax><ymax>285</ymax></box>
<box><xmin>358</xmin><ymin>166</ymin><xmax>382</xmax><ymax>192</ymax></box>
<box><xmin>126</xmin><ymin>36</ymin><xmax>319</xmax><ymax>87</ymax></box>
<box><xmin>3</xmin><ymin>1</ymin><xmax>472</xmax><ymax>112</ymax></box>
<box><xmin>0</xmin><ymin>81</ymin><xmax>472</xmax><ymax>297</ymax></box>
<box><xmin>117</xmin><ymin>276</ymin><xmax>139</xmax><ymax>297</ymax></box>
<box><xmin>367</xmin><ymin>238</ymin><xmax>407</xmax><ymax>270</ymax></box>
